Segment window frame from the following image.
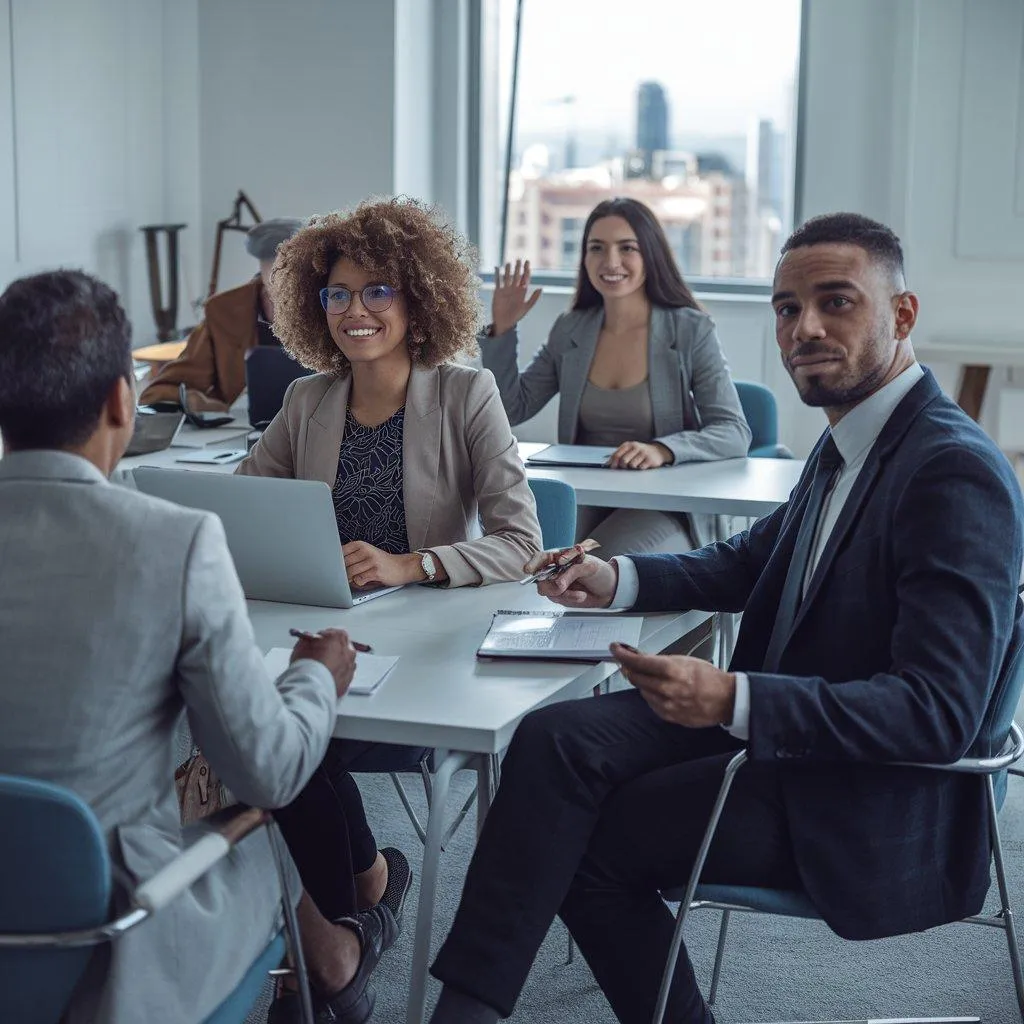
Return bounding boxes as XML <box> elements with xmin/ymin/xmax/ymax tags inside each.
<box><xmin>467</xmin><ymin>0</ymin><xmax>811</xmax><ymax>297</ymax></box>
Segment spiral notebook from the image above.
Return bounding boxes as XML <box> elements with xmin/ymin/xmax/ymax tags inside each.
<box><xmin>477</xmin><ymin>609</ymin><xmax>644</xmax><ymax>661</ymax></box>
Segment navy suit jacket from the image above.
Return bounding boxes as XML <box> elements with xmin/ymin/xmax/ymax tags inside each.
<box><xmin>631</xmin><ymin>369</ymin><xmax>1024</xmax><ymax>940</ymax></box>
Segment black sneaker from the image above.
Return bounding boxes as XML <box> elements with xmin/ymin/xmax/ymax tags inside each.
<box><xmin>378</xmin><ymin>847</ymin><xmax>413</xmax><ymax>932</ymax></box>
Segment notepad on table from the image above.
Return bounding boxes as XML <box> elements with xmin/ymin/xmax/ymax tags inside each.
<box><xmin>477</xmin><ymin>610</ymin><xmax>644</xmax><ymax>661</ymax></box>
<box><xmin>264</xmin><ymin>647</ymin><xmax>399</xmax><ymax>696</ymax></box>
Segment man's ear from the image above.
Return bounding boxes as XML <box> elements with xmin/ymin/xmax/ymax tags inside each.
<box><xmin>894</xmin><ymin>291</ymin><xmax>919</xmax><ymax>341</ymax></box>
<box><xmin>107</xmin><ymin>376</ymin><xmax>136</xmax><ymax>429</ymax></box>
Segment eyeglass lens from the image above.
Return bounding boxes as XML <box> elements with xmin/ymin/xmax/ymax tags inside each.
<box><xmin>320</xmin><ymin>284</ymin><xmax>396</xmax><ymax>314</ymax></box>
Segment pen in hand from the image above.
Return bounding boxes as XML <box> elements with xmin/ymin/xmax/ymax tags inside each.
<box><xmin>519</xmin><ymin>538</ymin><xmax>601</xmax><ymax>585</ymax></box>
<box><xmin>289</xmin><ymin>628</ymin><xmax>373</xmax><ymax>653</ymax></box>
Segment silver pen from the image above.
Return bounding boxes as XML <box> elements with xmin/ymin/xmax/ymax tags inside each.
<box><xmin>519</xmin><ymin>539</ymin><xmax>601</xmax><ymax>585</ymax></box>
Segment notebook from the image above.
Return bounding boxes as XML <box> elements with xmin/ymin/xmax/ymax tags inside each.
<box><xmin>263</xmin><ymin>647</ymin><xmax>399</xmax><ymax>696</ymax></box>
<box><xmin>524</xmin><ymin>444</ymin><xmax>618</xmax><ymax>468</ymax></box>
<box><xmin>477</xmin><ymin>609</ymin><xmax>644</xmax><ymax>661</ymax></box>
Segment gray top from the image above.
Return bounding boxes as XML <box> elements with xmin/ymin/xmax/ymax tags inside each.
<box><xmin>478</xmin><ymin>304</ymin><xmax>751</xmax><ymax>466</ymax></box>
<box><xmin>577</xmin><ymin>379</ymin><xmax>656</xmax><ymax>447</ymax></box>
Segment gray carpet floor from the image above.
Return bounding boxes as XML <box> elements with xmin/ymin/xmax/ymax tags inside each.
<box><xmin>247</xmin><ymin>758</ymin><xmax>1024</xmax><ymax>1024</ymax></box>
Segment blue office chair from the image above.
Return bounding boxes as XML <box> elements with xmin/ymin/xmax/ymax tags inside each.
<box><xmin>0</xmin><ymin>779</ymin><xmax>313</xmax><ymax>1024</ymax></box>
<box><xmin>654</xmin><ymin>610</ymin><xmax>1024</xmax><ymax>1024</ymax></box>
<box><xmin>734</xmin><ymin>380</ymin><xmax>793</xmax><ymax>459</ymax></box>
<box><xmin>528</xmin><ymin>477</ymin><xmax>577</xmax><ymax>549</ymax></box>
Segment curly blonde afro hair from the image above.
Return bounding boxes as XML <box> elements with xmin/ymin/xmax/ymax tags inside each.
<box><xmin>271</xmin><ymin>196</ymin><xmax>481</xmax><ymax>375</ymax></box>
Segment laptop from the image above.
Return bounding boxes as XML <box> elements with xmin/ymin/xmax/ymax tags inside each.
<box><xmin>125</xmin><ymin>409</ymin><xmax>185</xmax><ymax>456</ymax></box>
<box><xmin>525</xmin><ymin>444</ymin><xmax>618</xmax><ymax>468</ymax></box>
<box><xmin>245</xmin><ymin>346</ymin><xmax>315</xmax><ymax>429</ymax></box>
<box><xmin>132</xmin><ymin>468</ymin><xmax>403</xmax><ymax>608</ymax></box>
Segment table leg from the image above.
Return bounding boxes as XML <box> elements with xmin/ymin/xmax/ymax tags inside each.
<box><xmin>406</xmin><ymin>748</ymin><xmax>472</xmax><ymax>1024</ymax></box>
<box><xmin>714</xmin><ymin>516</ymin><xmax>737</xmax><ymax>667</ymax></box>
<box><xmin>955</xmin><ymin>364</ymin><xmax>991</xmax><ymax>422</ymax></box>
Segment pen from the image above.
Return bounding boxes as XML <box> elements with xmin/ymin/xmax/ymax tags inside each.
<box><xmin>288</xmin><ymin>628</ymin><xmax>373</xmax><ymax>653</ymax></box>
<box><xmin>519</xmin><ymin>539</ymin><xmax>601</xmax><ymax>585</ymax></box>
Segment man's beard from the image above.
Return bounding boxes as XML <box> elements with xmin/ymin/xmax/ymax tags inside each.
<box><xmin>785</xmin><ymin>337</ymin><xmax>890</xmax><ymax>409</ymax></box>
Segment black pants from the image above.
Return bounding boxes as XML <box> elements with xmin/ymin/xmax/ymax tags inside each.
<box><xmin>431</xmin><ymin>690</ymin><xmax>799</xmax><ymax>1023</ymax></box>
<box><xmin>274</xmin><ymin>738</ymin><xmax>427</xmax><ymax>920</ymax></box>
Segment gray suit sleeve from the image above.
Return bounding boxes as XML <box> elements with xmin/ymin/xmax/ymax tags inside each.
<box><xmin>655</xmin><ymin>319</ymin><xmax>752</xmax><ymax>464</ymax></box>
<box><xmin>176</xmin><ymin>514</ymin><xmax>336</xmax><ymax>808</ymax></box>
<box><xmin>478</xmin><ymin>322</ymin><xmax>561</xmax><ymax>426</ymax></box>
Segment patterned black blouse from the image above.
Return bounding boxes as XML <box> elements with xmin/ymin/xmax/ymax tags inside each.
<box><xmin>332</xmin><ymin>407</ymin><xmax>410</xmax><ymax>554</ymax></box>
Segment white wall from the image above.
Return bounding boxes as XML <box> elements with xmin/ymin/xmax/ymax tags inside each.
<box><xmin>197</xmin><ymin>0</ymin><xmax>448</xmax><ymax>294</ymax></box>
<box><xmin>0</xmin><ymin>0</ymin><xmax>199</xmax><ymax>343</ymax></box>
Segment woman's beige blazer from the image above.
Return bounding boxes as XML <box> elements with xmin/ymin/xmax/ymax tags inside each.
<box><xmin>237</xmin><ymin>363</ymin><xmax>542</xmax><ymax>588</ymax></box>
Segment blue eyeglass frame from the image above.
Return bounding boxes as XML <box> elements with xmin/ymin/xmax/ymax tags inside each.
<box><xmin>318</xmin><ymin>284</ymin><xmax>400</xmax><ymax>314</ymax></box>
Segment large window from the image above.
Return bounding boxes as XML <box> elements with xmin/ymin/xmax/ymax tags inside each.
<box><xmin>483</xmin><ymin>0</ymin><xmax>803</xmax><ymax>286</ymax></box>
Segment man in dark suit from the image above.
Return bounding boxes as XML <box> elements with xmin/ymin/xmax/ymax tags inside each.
<box><xmin>427</xmin><ymin>213</ymin><xmax>1024</xmax><ymax>1024</ymax></box>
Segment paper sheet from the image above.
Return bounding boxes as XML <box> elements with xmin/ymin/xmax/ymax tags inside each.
<box><xmin>264</xmin><ymin>647</ymin><xmax>398</xmax><ymax>696</ymax></box>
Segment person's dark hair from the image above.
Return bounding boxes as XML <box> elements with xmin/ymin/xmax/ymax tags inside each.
<box><xmin>780</xmin><ymin>212</ymin><xmax>906</xmax><ymax>281</ymax></box>
<box><xmin>0</xmin><ymin>270</ymin><xmax>133</xmax><ymax>449</ymax></box>
<box><xmin>571</xmin><ymin>197</ymin><xmax>701</xmax><ymax>311</ymax></box>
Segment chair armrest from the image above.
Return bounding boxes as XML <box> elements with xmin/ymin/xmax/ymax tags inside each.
<box><xmin>890</xmin><ymin>722</ymin><xmax>1024</xmax><ymax>775</ymax></box>
<box><xmin>134</xmin><ymin>805</ymin><xmax>269</xmax><ymax>913</ymax></box>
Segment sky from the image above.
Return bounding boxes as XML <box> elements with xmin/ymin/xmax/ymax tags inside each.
<box><xmin>499</xmin><ymin>0</ymin><xmax>802</xmax><ymax>146</ymax></box>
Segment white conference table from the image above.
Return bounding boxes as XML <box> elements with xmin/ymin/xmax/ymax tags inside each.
<box><xmin>120</xmin><ymin>434</ymin><xmax>806</xmax><ymax>521</ymax></box>
<box><xmin>518</xmin><ymin>441</ymin><xmax>805</xmax><ymax>520</ymax></box>
<box><xmin>250</xmin><ymin>582</ymin><xmax>709</xmax><ymax>1024</ymax></box>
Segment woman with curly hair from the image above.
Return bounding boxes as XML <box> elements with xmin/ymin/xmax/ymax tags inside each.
<box><xmin>480</xmin><ymin>196</ymin><xmax>751</xmax><ymax>557</ymax></box>
<box><xmin>236</xmin><ymin>197</ymin><xmax>542</xmax><ymax>1023</ymax></box>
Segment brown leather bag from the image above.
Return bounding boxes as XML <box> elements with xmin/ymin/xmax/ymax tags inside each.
<box><xmin>174</xmin><ymin>750</ymin><xmax>231</xmax><ymax>824</ymax></box>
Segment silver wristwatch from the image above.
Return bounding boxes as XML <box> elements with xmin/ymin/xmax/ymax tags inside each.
<box><xmin>417</xmin><ymin>550</ymin><xmax>438</xmax><ymax>582</ymax></box>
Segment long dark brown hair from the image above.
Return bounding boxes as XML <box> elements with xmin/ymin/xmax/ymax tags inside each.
<box><xmin>571</xmin><ymin>197</ymin><xmax>701</xmax><ymax>312</ymax></box>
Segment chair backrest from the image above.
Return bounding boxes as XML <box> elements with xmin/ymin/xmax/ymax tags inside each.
<box><xmin>970</xmin><ymin>598</ymin><xmax>1024</xmax><ymax>762</ymax></box>
<box><xmin>0</xmin><ymin>775</ymin><xmax>112</xmax><ymax>1024</ymax></box>
<box><xmin>734</xmin><ymin>380</ymin><xmax>779</xmax><ymax>451</ymax></box>
<box><xmin>528</xmin><ymin>477</ymin><xmax>577</xmax><ymax>550</ymax></box>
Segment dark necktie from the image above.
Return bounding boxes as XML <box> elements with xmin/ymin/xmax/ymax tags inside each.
<box><xmin>762</xmin><ymin>435</ymin><xmax>843</xmax><ymax>673</ymax></box>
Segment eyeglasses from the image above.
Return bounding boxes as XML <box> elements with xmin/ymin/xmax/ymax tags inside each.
<box><xmin>318</xmin><ymin>284</ymin><xmax>400</xmax><ymax>316</ymax></box>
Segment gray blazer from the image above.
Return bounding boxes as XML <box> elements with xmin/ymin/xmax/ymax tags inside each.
<box><xmin>0</xmin><ymin>451</ymin><xmax>337</xmax><ymax>1024</ymax></box>
<box><xmin>237</xmin><ymin>363</ymin><xmax>542</xmax><ymax>587</ymax></box>
<box><xmin>479</xmin><ymin>305</ymin><xmax>751</xmax><ymax>464</ymax></box>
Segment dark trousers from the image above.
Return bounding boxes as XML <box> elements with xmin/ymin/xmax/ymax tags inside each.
<box><xmin>431</xmin><ymin>690</ymin><xmax>799</xmax><ymax>1023</ymax></box>
<box><xmin>274</xmin><ymin>738</ymin><xmax>427</xmax><ymax>920</ymax></box>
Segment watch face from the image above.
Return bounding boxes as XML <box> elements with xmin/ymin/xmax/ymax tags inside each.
<box><xmin>421</xmin><ymin>552</ymin><xmax>436</xmax><ymax>578</ymax></box>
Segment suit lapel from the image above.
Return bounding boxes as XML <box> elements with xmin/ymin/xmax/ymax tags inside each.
<box><xmin>789</xmin><ymin>371</ymin><xmax>943</xmax><ymax>635</ymax></box>
<box><xmin>403</xmin><ymin>367</ymin><xmax>441</xmax><ymax>552</ymax></box>
<box><xmin>647</xmin><ymin>306</ymin><xmax>685</xmax><ymax>438</ymax></box>
<box><xmin>557</xmin><ymin>310</ymin><xmax>601</xmax><ymax>443</ymax></box>
<box><xmin>305</xmin><ymin>376</ymin><xmax>351</xmax><ymax>487</ymax></box>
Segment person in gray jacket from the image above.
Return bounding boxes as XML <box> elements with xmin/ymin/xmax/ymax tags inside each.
<box><xmin>481</xmin><ymin>197</ymin><xmax>752</xmax><ymax>555</ymax></box>
<box><xmin>0</xmin><ymin>270</ymin><xmax>391</xmax><ymax>1024</ymax></box>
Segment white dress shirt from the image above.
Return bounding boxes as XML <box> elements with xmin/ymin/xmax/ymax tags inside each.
<box><xmin>610</xmin><ymin>362</ymin><xmax>925</xmax><ymax>739</ymax></box>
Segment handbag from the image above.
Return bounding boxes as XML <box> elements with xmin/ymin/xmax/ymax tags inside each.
<box><xmin>174</xmin><ymin>748</ymin><xmax>231</xmax><ymax>824</ymax></box>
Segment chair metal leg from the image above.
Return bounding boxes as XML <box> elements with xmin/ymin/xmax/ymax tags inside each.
<box><xmin>653</xmin><ymin>750</ymin><xmax>748</xmax><ymax>1024</ymax></box>
<box><xmin>390</xmin><ymin>772</ymin><xmax>428</xmax><ymax>845</ymax></box>
<box><xmin>269</xmin><ymin>824</ymin><xmax>316</xmax><ymax>1024</ymax></box>
<box><xmin>987</xmin><ymin>776</ymin><xmax>1024</xmax><ymax>1021</ymax></box>
<box><xmin>707</xmin><ymin>909</ymin><xmax>731</xmax><ymax>1006</ymax></box>
<box><xmin>406</xmin><ymin>749</ymin><xmax>472</xmax><ymax>1024</ymax></box>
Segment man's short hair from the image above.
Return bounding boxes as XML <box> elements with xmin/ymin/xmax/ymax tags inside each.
<box><xmin>0</xmin><ymin>270</ymin><xmax>132</xmax><ymax>450</ymax></box>
<box><xmin>780</xmin><ymin>212</ymin><xmax>906</xmax><ymax>282</ymax></box>
<box><xmin>245</xmin><ymin>218</ymin><xmax>304</xmax><ymax>262</ymax></box>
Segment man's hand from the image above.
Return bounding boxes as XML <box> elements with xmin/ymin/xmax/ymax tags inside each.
<box><xmin>290</xmin><ymin>628</ymin><xmax>357</xmax><ymax>699</ymax></box>
<box><xmin>524</xmin><ymin>551</ymin><xmax>619</xmax><ymax>608</ymax></box>
<box><xmin>343</xmin><ymin>542</ymin><xmax>431</xmax><ymax>587</ymax></box>
<box><xmin>611</xmin><ymin>645</ymin><xmax>736</xmax><ymax>728</ymax></box>
<box><xmin>607</xmin><ymin>441</ymin><xmax>673</xmax><ymax>470</ymax></box>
